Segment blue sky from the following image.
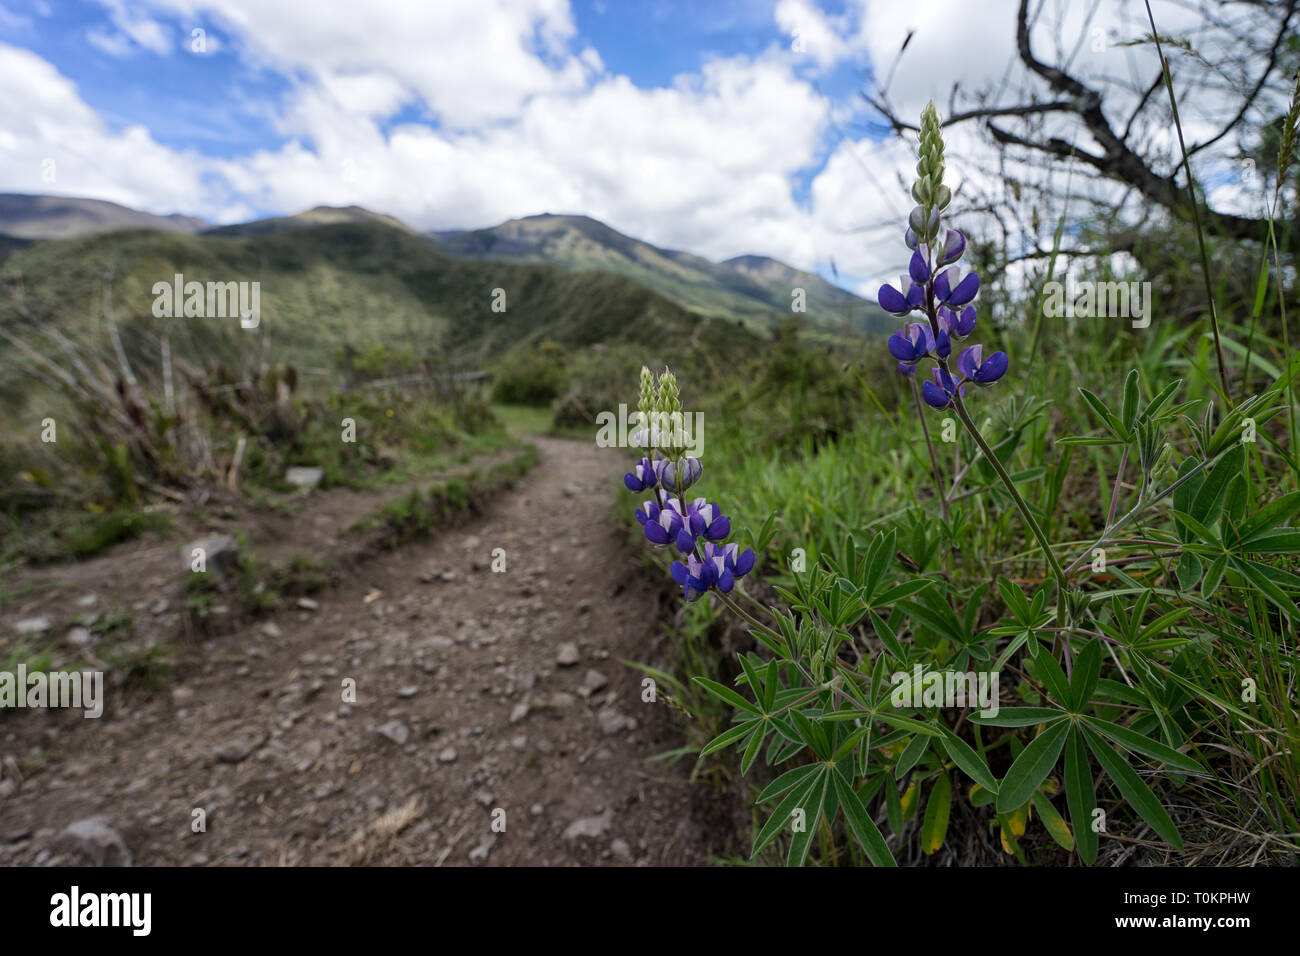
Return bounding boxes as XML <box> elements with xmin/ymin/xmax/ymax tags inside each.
<box><xmin>0</xmin><ymin>0</ymin><xmax>1241</xmax><ymax>293</ymax></box>
<box><xmin>0</xmin><ymin>0</ymin><xmax>920</xmax><ymax>291</ymax></box>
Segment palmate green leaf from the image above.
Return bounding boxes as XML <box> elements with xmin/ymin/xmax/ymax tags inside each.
<box><xmin>1201</xmin><ymin>554</ymin><xmax>1227</xmax><ymax>598</ymax></box>
<box><xmin>789</xmin><ymin>708</ymin><xmax>831</xmax><ymax>759</ymax></box>
<box><xmin>833</xmin><ymin>772</ymin><xmax>897</xmax><ymax>866</ymax></box>
<box><xmin>736</xmin><ymin>653</ymin><xmax>767</xmax><ymax>704</ymax></box>
<box><xmin>1231</xmin><ymin>557</ymin><xmax>1298</xmax><ymax>619</ymax></box>
<box><xmin>869</xmin><ymin>610</ymin><xmax>907</xmax><ymax>664</ymax></box>
<box><xmin>787</xmin><ymin>771</ymin><xmax>831</xmax><ymax>867</ymax></box>
<box><xmin>921</xmin><ymin>772</ymin><xmax>952</xmax><ymax>855</ymax></box>
<box><xmin>1192</xmin><ymin>444</ymin><xmax>1243</xmax><ymax>525</ymax></box>
<box><xmin>763</xmin><ymin>658</ymin><xmax>780</xmax><ymax>712</ymax></box>
<box><xmin>1176</xmin><ymin>551</ymin><xmax>1202</xmax><ymax>591</ymax></box>
<box><xmin>1027</xmin><ymin>651</ymin><xmax>1072</xmax><ymax>706</ymax></box>
<box><xmin>1065</xmin><ymin>728</ymin><xmax>1098</xmax><ymax>865</ymax></box>
<box><xmin>751</xmin><ymin>772</ymin><xmax>819</xmax><ymax>860</ymax></box>
<box><xmin>1070</xmin><ymin>639</ymin><xmax>1101</xmax><ymax>710</ymax></box>
<box><xmin>996</xmin><ymin>576</ymin><xmax>1032</xmax><ymax>621</ymax></box>
<box><xmin>1137</xmin><ymin>607</ymin><xmax>1195</xmax><ymax>643</ymax></box>
<box><xmin>1093</xmin><ymin>677</ymin><xmax>1150</xmax><ymax>708</ymax></box>
<box><xmin>1056</xmin><ymin>435</ymin><xmax>1124</xmax><ymax>447</ymax></box>
<box><xmin>1031</xmin><ymin>790</ymin><xmax>1074</xmax><ymax>852</ymax></box>
<box><xmin>1236</xmin><ymin>491</ymin><xmax>1300</xmax><ymax>543</ymax></box>
<box><xmin>699</xmin><ymin>720</ymin><xmax>757</xmax><ymax>757</ymax></box>
<box><xmin>1238</xmin><ymin>529</ymin><xmax>1300</xmax><ymax>553</ymax></box>
<box><xmin>884</xmin><ymin>777</ymin><xmax>903</xmax><ymax>835</ymax></box>
<box><xmin>1121</xmin><ymin>369</ymin><xmax>1139</xmax><ymax>436</ymax></box>
<box><xmin>1078</xmin><ymin>387</ymin><xmax>1122</xmax><ymax>438</ymax></box>
<box><xmin>872</xmin><ymin>578</ymin><xmax>933</xmax><ymax>608</ymax></box>
<box><xmin>740</xmin><ymin>725</ymin><xmax>765</xmax><ymax>775</ymax></box>
<box><xmin>1083</xmin><ymin>717</ymin><xmax>1205</xmax><ymax>773</ymax></box>
<box><xmin>755</xmin><ymin>763</ymin><xmax>820</xmax><ymax>804</ymax></box>
<box><xmin>1223</xmin><ymin>473</ymin><xmax>1247</xmax><ymax>526</ymax></box>
<box><xmin>996</xmin><ymin>719</ymin><xmax>1070</xmax><ymax>814</ymax></box>
<box><xmin>1172</xmin><ymin>510</ymin><xmax>1221</xmax><ymax>547</ymax></box>
<box><xmin>1082</xmin><ymin>726</ymin><xmax>1183</xmax><ymax>850</ymax></box>
<box><xmin>876</xmin><ymin>713</ymin><xmax>944</xmax><ymax>737</ymax></box>
<box><xmin>940</xmin><ymin>729</ymin><xmax>998</xmax><ymax>793</ymax></box>
<box><xmin>897</xmin><ymin>597</ymin><xmax>963</xmax><ymax>643</ymax></box>
<box><xmin>1172</xmin><ymin>457</ymin><xmax>1205</xmax><ymax>542</ymax></box>
<box><xmin>895</xmin><ymin>731</ymin><xmax>930</xmax><ymax>780</ymax></box>
<box><xmin>971</xmin><ymin>707</ymin><xmax>1066</xmax><ymax>727</ymax></box>
<box><xmin>821</xmin><ymin>708</ymin><xmax>874</xmax><ymax>722</ymax></box>
<box><xmin>1138</xmin><ymin>378</ymin><xmax>1183</xmax><ymax>424</ymax></box>
<box><xmin>691</xmin><ymin>676</ymin><xmax>760</xmax><ymax>715</ymax></box>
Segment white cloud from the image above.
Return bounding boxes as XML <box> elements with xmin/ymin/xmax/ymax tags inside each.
<box><xmin>0</xmin><ymin>43</ymin><xmax>206</xmax><ymax>209</ymax></box>
<box><xmin>90</xmin><ymin>0</ymin><xmax>173</xmax><ymax>57</ymax></box>
<box><xmin>0</xmin><ymin>0</ymin><xmax>1281</xmax><ymax>307</ymax></box>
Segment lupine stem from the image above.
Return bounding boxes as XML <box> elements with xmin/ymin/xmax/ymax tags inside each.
<box><xmin>950</xmin><ymin>393</ymin><xmax>1067</xmax><ymax>627</ymax></box>
<box><xmin>910</xmin><ymin>375</ymin><xmax>951</xmax><ymax>523</ymax></box>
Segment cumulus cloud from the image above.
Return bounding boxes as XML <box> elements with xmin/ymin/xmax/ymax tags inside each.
<box><xmin>0</xmin><ymin>43</ymin><xmax>206</xmax><ymax>209</ymax></box>
<box><xmin>0</xmin><ymin>0</ymin><xmax>1281</xmax><ymax>302</ymax></box>
<box><xmin>89</xmin><ymin>0</ymin><xmax>173</xmax><ymax>56</ymax></box>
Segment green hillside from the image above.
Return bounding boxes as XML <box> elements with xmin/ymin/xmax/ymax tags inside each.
<box><xmin>431</xmin><ymin>213</ymin><xmax>890</xmax><ymax>335</ymax></box>
<box><xmin>0</xmin><ymin>220</ymin><xmax>753</xmax><ymax>413</ymax></box>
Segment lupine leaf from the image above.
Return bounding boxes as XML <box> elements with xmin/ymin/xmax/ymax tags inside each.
<box><xmin>787</xmin><ymin>770</ymin><xmax>830</xmax><ymax>867</ymax></box>
<box><xmin>1032</xmin><ymin>790</ymin><xmax>1075</xmax><ymax>852</ymax></box>
<box><xmin>971</xmin><ymin>707</ymin><xmax>1066</xmax><ymax>727</ymax></box>
<box><xmin>996</xmin><ymin>719</ymin><xmax>1069</xmax><ymax>814</ymax></box>
<box><xmin>691</xmin><ymin>676</ymin><xmax>759</xmax><ymax>714</ymax></box>
<box><xmin>921</xmin><ymin>772</ymin><xmax>952</xmax><ymax>854</ymax></box>
<box><xmin>1082</xmin><ymin>726</ymin><xmax>1184</xmax><ymax>850</ymax></box>
<box><xmin>1070</xmin><ymin>639</ymin><xmax>1101</xmax><ymax>710</ymax></box>
<box><xmin>940</xmin><ymin>729</ymin><xmax>998</xmax><ymax>793</ymax></box>
<box><xmin>833</xmin><ymin>772</ymin><xmax>897</xmax><ymax>866</ymax></box>
<box><xmin>1065</xmin><ymin>728</ymin><xmax>1098</xmax><ymax>865</ymax></box>
<box><xmin>1082</xmin><ymin>717</ymin><xmax>1205</xmax><ymax>773</ymax></box>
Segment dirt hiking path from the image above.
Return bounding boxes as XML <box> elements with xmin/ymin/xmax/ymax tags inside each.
<box><xmin>0</xmin><ymin>436</ymin><xmax>727</xmax><ymax>866</ymax></box>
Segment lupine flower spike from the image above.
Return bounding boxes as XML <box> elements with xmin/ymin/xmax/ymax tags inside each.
<box><xmin>876</xmin><ymin>102</ymin><xmax>1007</xmax><ymax>407</ymax></box>
<box><xmin>624</xmin><ymin>368</ymin><xmax>755</xmax><ymax>602</ymax></box>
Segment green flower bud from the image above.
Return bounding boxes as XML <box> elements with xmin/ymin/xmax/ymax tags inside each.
<box><xmin>638</xmin><ymin>365</ymin><xmax>655</xmax><ymax>420</ymax></box>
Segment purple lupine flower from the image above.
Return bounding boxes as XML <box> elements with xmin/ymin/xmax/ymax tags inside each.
<box><xmin>888</xmin><ymin>322</ymin><xmax>934</xmax><ymax>365</ymax></box>
<box><xmin>898</xmin><ymin>361</ymin><xmax>917</xmax><ymax>376</ymax></box>
<box><xmin>636</xmin><ymin>499</ymin><xmax>674</xmax><ymax>545</ymax></box>
<box><xmin>904</xmin><ymin>227</ymin><xmax>919</xmax><ymax>250</ymax></box>
<box><xmin>670</xmin><ymin>542</ymin><xmax>756</xmax><ymax>602</ymax></box>
<box><xmin>934</xmin><ymin>329</ymin><xmax>951</xmax><ymax>359</ymax></box>
<box><xmin>683</xmin><ymin>497</ymin><xmax>731</xmax><ymax>547</ymax></box>
<box><xmin>706</xmin><ymin>541</ymin><xmax>755</xmax><ymax>586</ymax></box>
<box><xmin>908</xmin><ymin>248</ymin><xmax>931</xmax><ymax>284</ymax></box>
<box><xmin>938</xmin><ymin>305</ymin><xmax>977</xmax><ymax>338</ymax></box>
<box><xmin>934</xmin><ymin>266</ymin><xmax>979</xmax><ymax>307</ymax></box>
<box><xmin>937</xmin><ymin>229</ymin><xmax>966</xmax><ymax>266</ymax></box>
<box><xmin>671</xmin><ymin>554</ymin><xmax>714</xmax><ymax>602</ymax></box>
<box><xmin>623</xmin><ymin>457</ymin><xmax>658</xmax><ymax>492</ymax></box>
<box><xmin>643</xmin><ymin>497</ymin><xmax>729</xmax><ymax>553</ymax></box>
<box><xmin>957</xmin><ymin>344</ymin><xmax>1009</xmax><ymax>385</ymax></box>
<box><xmin>921</xmin><ymin>366</ymin><xmax>966</xmax><ymax>409</ymax></box>
<box><xmin>657</xmin><ymin>456</ymin><xmax>702</xmax><ymax>493</ymax></box>
<box><xmin>878</xmin><ymin>275</ymin><xmax>925</xmax><ymax>316</ymax></box>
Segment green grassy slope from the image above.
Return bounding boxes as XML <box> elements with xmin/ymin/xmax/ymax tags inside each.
<box><xmin>431</xmin><ymin>213</ymin><xmax>891</xmax><ymax>334</ymax></box>
<box><xmin>0</xmin><ymin>220</ymin><xmax>756</xmax><ymax>412</ymax></box>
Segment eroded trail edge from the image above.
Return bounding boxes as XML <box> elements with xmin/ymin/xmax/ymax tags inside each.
<box><xmin>1</xmin><ymin>436</ymin><xmax>724</xmax><ymax>866</ymax></box>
